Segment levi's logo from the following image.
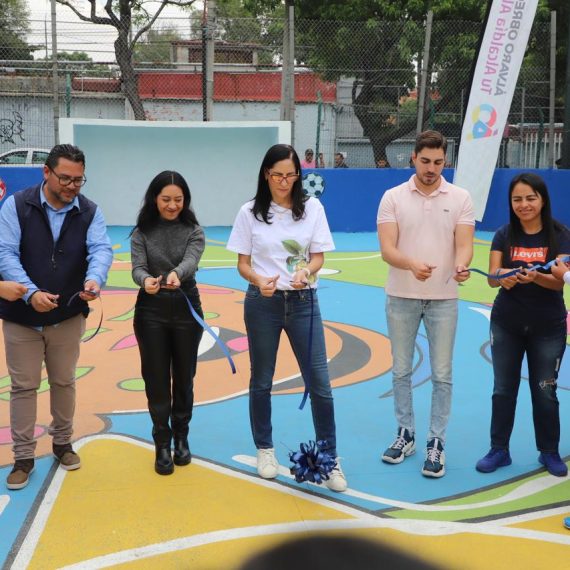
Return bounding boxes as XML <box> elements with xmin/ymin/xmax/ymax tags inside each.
<box><xmin>510</xmin><ymin>246</ymin><xmax>548</xmax><ymax>263</ymax></box>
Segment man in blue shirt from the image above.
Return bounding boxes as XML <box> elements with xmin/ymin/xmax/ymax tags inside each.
<box><xmin>0</xmin><ymin>144</ymin><xmax>113</xmax><ymax>490</ymax></box>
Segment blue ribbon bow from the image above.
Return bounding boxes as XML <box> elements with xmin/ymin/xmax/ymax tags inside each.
<box><xmin>289</xmin><ymin>440</ymin><xmax>336</xmax><ymax>484</ymax></box>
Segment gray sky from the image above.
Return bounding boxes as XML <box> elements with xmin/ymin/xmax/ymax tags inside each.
<box><xmin>25</xmin><ymin>0</ymin><xmax>201</xmax><ymax>61</ymax></box>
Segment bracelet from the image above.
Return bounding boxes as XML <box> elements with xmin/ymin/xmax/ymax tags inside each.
<box><xmin>301</xmin><ymin>267</ymin><xmax>311</xmax><ymax>278</ymax></box>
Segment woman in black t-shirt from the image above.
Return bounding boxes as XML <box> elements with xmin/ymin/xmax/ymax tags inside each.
<box><xmin>476</xmin><ymin>172</ymin><xmax>570</xmax><ymax>477</ymax></box>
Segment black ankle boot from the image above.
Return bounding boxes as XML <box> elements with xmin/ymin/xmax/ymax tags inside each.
<box><xmin>173</xmin><ymin>437</ymin><xmax>192</xmax><ymax>466</ymax></box>
<box><xmin>155</xmin><ymin>446</ymin><xmax>174</xmax><ymax>475</ymax></box>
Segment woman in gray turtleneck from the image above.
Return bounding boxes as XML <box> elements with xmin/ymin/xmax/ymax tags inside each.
<box><xmin>130</xmin><ymin>171</ymin><xmax>205</xmax><ymax>475</ymax></box>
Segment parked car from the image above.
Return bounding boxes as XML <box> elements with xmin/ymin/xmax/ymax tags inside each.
<box><xmin>0</xmin><ymin>148</ymin><xmax>50</xmax><ymax>166</ymax></box>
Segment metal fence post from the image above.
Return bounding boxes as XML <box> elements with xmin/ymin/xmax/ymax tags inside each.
<box><xmin>548</xmin><ymin>11</ymin><xmax>556</xmax><ymax>168</ymax></box>
<box><xmin>280</xmin><ymin>0</ymin><xmax>295</xmax><ymax>144</ymax></box>
<box><xmin>561</xmin><ymin>8</ymin><xmax>570</xmax><ymax>168</ymax></box>
<box><xmin>416</xmin><ymin>11</ymin><xmax>433</xmax><ymax>135</ymax></box>
<box><xmin>50</xmin><ymin>0</ymin><xmax>59</xmax><ymax>145</ymax></box>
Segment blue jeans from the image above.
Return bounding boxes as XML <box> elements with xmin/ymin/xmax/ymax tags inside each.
<box><xmin>386</xmin><ymin>295</ymin><xmax>458</xmax><ymax>443</ymax></box>
<box><xmin>489</xmin><ymin>318</ymin><xmax>566</xmax><ymax>453</ymax></box>
<box><xmin>244</xmin><ymin>285</ymin><xmax>337</xmax><ymax>457</ymax></box>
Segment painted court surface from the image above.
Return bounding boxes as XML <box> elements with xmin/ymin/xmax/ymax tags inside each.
<box><xmin>0</xmin><ymin>228</ymin><xmax>569</xmax><ymax>569</ymax></box>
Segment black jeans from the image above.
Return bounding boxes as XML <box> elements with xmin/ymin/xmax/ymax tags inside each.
<box><xmin>490</xmin><ymin>318</ymin><xmax>567</xmax><ymax>453</ymax></box>
<box><xmin>134</xmin><ymin>287</ymin><xmax>203</xmax><ymax>447</ymax></box>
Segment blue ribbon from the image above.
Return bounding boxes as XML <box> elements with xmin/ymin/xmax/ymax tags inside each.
<box><xmin>174</xmin><ymin>287</ymin><xmax>236</xmax><ymax>374</ymax></box>
<box><xmin>289</xmin><ymin>440</ymin><xmax>336</xmax><ymax>484</ymax></box>
<box><xmin>299</xmin><ymin>286</ymin><xmax>314</xmax><ymax>410</ymax></box>
<box><xmin>67</xmin><ymin>290</ymin><xmax>102</xmax><ymax>343</ymax></box>
<box><xmin>456</xmin><ymin>255</ymin><xmax>570</xmax><ymax>280</ymax></box>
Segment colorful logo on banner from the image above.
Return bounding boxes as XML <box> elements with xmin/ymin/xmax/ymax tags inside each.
<box><xmin>467</xmin><ymin>103</ymin><xmax>498</xmax><ymax>140</ymax></box>
<box><xmin>0</xmin><ymin>177</ymin><xmax>6</xmax><ymax>201</ymax></box>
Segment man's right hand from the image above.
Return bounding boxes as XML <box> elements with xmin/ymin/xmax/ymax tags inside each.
<box><xmin>0</xmin><ymin>281</ymin><xmax>27</xmax><ymax>302</ymax></box>
<box><xmin>30</xmin><ymin>291</ymin><xmax>60</xmax><ymax>312</ymax></box>
<box><xmin>409</xmin><ymin>260</ymin><xmax>436</xmax><ymax>282</ymax></box>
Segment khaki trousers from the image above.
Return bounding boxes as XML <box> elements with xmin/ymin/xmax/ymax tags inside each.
<box><xmin>3</xmin><ymin>314</ymin><xmax>86</xmax><ymax>460</ymax></box>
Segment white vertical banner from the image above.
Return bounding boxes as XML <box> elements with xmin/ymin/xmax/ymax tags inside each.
<box><xmin>454</xmin><ymin>0</ymin><xmax>539</xmax><ymax>220</ymax></box>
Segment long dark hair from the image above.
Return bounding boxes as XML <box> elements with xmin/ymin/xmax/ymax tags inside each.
<box><xmin>505</xmin><ymin>172</ymin><xmax>562</xmax><ymax>263</ymax></box>
<box><xmin>252</xmin><ymin>144</ymin><xmax>306</xmax><ymax>224</ymax></box>
<box><xmin>131</xmin><ymin>170</ymin><xmax>199</xmax><ymax>235</ymax></box>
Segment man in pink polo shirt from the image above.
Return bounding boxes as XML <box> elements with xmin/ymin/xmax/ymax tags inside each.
<box><xmin>377</xmin><ymin>130</ymin><xmax>475</xmax><ymax>478</ymax></box>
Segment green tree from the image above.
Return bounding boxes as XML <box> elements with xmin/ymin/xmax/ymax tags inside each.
<box><xmin>238</xmin><ymin>0</ymin><xmax>565</xmax><ymax>163</ymax></box>
<box><xmin>0</xmin><ymin>0</ymin><xmax>35</xmax><ymax>61</ymax></box>
<box><xmin>134</xmin><ymin>27</ymin><xmax>184</xmax><ymax>65</ymax></box>
<box><xmin>56</xmin><ymin>0</ymin><xmax>198</xmax><ymax>119</ymax></box>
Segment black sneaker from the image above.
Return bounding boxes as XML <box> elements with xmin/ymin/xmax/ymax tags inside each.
<box><xmin>422</xmin><ymin>438</ymin><xmax>445</xmax><ymax>478</ymax></box>
<box><xmin>381</xmin><ymin>428</ymin><xmax>415</xmax><ymax>464</ymax></box>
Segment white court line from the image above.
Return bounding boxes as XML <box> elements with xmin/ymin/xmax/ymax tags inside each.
<box><xmin>57</xmin><ymin>513</ymin><xmax>570</xmax><ymax>569</ymax></box>
<box><xmin>233</xmin><ymin>455</ymin><xmax>569</xmax><ymax>513</ymax></box>
<box><xmin>12</xmin><ymin>434</ymin><xmax>570</xmax><ymax>569</ymax></box>
<box><xmin>0</xmin><ymin>495</ymin><xmax>9</xmax><ymax>517</ymax></box>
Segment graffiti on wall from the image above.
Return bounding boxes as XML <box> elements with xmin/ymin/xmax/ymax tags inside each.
<box><xmin>0</xmin><ymin>111</ymin><xmax>25</xmax><ymax>145</ymax></box>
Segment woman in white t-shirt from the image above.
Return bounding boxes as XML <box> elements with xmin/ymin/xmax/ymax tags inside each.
<box><xmin>227</xmin><ymin>144</ymin><xmax>347</xmax><ymax>492</ymax></box>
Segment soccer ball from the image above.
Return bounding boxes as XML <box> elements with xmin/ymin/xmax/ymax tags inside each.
<box><xmin>302</xmin><ymin>172</ymin><xmax>325</xmax><ymax>198</ymax></box>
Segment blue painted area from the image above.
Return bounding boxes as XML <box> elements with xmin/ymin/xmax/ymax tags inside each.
<box><xmin>100</xmin><ymin>274</ymin><xmax>570</xmax><ymax>509</ymax></box>
<box><xmin>0</xmin><ymin>166</ymin><xmax>43</xmax><ymax>205</ymax></box>
<box><xmin>4</xmin><ymin>167</ymin><xmax>570</xmax><ymax>233</ymax></box>
<box><xmin>314</xmin><ymin>167</ymin><xmax>570</xmax><ymax>232</ymax></box>
<box><xmin>1</xmin><ymin>228</ymin><xmax>570</xmax><ymax>569</ymax></box>
<box><xmin>0</xmin><ymin>459</ymin><xmax>55</xmax><ymax>558</ymax></box>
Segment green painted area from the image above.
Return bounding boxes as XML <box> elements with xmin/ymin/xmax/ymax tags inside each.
<box><xmin>119</xmin><ymin>378</ymin><xmax>145</xmax><ymax>391</ymax></box>
<box><xmin>82</xmin><ymin>327</ymin><xmax>109</xmax><ymax>340</ymax></box>
<box><xmin>107</xmin><ymin>271</ymin><xmax>137</xmax><ymax>289</ymax></box>
<box><xmin>388</xmin><ymin>468</ymin><xmax>570</xmax><ymax>522</ymax></box>
<box><xmin>109</xmin><ymin>308</ymin><xmax>135</xmax><ymax>321</ymax></box>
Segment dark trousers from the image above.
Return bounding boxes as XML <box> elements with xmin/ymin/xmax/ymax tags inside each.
<box><xmin>490</xmin><ymin>318</ymin><xmax>566</xmax><ymax>453</ymax></box>
<box><xmin>134</xmin><ymin>288</ymin><xmax>203</xmax><ymax>447</ymax></box>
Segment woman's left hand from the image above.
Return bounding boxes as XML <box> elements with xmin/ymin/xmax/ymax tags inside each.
<box><xmin>165</xmin><ymin>271</ymin><xmax>181</xmax><ymax>288</ymax></box>
<box><xmin>291</xmin><ymin>268</ymin><xmax>310</xmax><ymax>289</ymax></box>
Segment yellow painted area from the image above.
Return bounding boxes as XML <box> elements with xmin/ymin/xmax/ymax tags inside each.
<box><xmin>23</xmin><ymin>438</ymin><xmax>570</xmax><ymax>569</ymax></box>
<box><xmin>27</xmin><ymin>438</ymin><xmax>354</xmax><ymax>569</ymax></box>
<box><xmin>98</xmin><ymin>526</ymin><xmax>570</xmax><ymax>570</ymax></box>
<box><xmin>510</xmin><ymin>511</ymin><xmax>570</xmax><ymax>536</ymax></box>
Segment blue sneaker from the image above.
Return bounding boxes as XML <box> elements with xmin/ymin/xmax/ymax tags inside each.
<box><xmin>381</xmin><ymin>428</ymin><xmax>415</xmax><ymax>464</ymax></box>
<box><xmin>564</xmin><ymin>517</ymin><xmax>570</xmax><ymax>530</ymax></box>
<box><xmin>422</xmin><ymin>438</ymin><xmax>445</xmax><ymax>478</ymax></box>
<box><xmin>476</xmin><ymin>448</ymin><xmax>512</xmax><ymax>473</ymax></box>
<box><xmin>538</xmin><ymin>452</ymin><xmax>568</xmax><ymax>477</ymax></box>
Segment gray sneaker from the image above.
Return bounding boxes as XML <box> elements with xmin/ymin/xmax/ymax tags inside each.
<box><xmin>382</xmin><ymin>428</ymin><xmax>416</xmax><ymax>464</ymax></box>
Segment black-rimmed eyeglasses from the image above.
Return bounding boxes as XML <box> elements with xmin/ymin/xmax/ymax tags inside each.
<box><xmin>49</xmin><ymin>168</ymin><xmax>87</xmax><ymax>187</ymax></box>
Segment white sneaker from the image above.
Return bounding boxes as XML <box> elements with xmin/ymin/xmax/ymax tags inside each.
<box><xmin>325</xmin><ymin>460</ymin><xmax>347</xmax><ymax>492</ymax></box>
<box><xmin>256</xmin><ymin>448</ymin><xmax>279</xmax><ymax>479</ymax></box>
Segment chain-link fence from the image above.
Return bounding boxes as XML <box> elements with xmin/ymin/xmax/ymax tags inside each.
<box><xmin>0</xmin><ymin>12</ymin><xmax>563</xmax><ymax>168</ymax></box>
